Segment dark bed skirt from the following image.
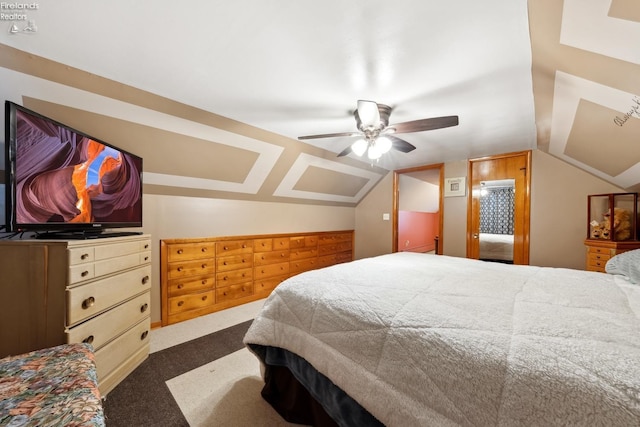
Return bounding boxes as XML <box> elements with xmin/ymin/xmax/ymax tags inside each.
<box><xmin>262</xmin><ymin>364</ymin><xmax>339</xmax><ymax>426</ymax></box>
<box><xmin>249</xmin><ymin>344</ymin><xmax>384</xmax><ymax>427</ymax></box>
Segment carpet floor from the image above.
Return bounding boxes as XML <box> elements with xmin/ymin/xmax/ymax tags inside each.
<box><xmin>102</xmin><ymin>300</ymin><xmax>301</xmax><ymax>427</ymax></box>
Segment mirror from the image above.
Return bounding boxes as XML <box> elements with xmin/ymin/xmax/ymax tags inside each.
<box><xmin>478</xmin><ymin>179</ymin><xmax>515</xmax><ymax>263</ymax></box>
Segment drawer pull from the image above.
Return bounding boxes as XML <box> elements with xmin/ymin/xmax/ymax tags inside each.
<box><xmin>201</xmin><ymin>263</ymin><xmax>207</xmax><ymax>269</ymax></box>
<box><xmin>177</xmin><ymin>266</ymin><xmax>184</xmax><ymax>272</ymax></box>
<box><xmin>177</xmin><ymin>284</ymin><xmax>184</xmax><ymax>289</ymax></box>
<box><xmin>201</xmin><ymin>247</ymin><xmax>207</xmax><ymax>252</ymax></box>
<box><xmin>141</xmin><ymin>303</ymin><xmax>149</xmax><ymax>313</ymax></box>
<box><xmin>223</xmin><ymin>261</ymin><xmax>228</xmax><ymax>265</ymax></box>
<box><xmin>242</xmin><ymin>258</ymin><xmax>246</xmax><ymax>263</ymax></box>
<box><xmin>177</xmin><ymin>301</ymin><xmax>184</xmax><ymax>307</ymax></box>
<box><xmin>201</xmin><ymin>295</ymin><xmax>208</xmax><ymax>301</ymax></box>
<box><xmin>81</xmin><ymin>253</ymin><xmax>89</xmax><ymax>260</ymax></box>
<box><xmin>81</xmin><ymin>270</ymin><xmax>90</xmax><ymax>277</ymax></box>
<box><xmin>223</xmin><ymin>246</ymin><xmax>228</xmax><ymax>250</ymax></box>
<box><xmin>142</xmin><ymin>275</ymin><xmax>150</xmax><ymax>285</ymax></box>
<box><xmin>223</xmin><ymin>291</ymin><xmax>227</xmax><ymax>296</ymax></box>
<box><xmin>242</xmin><ymin>244</ymin><xmax>247</xmax><ymax>248</ymax></box>
<box><xmin>201</xmin><ymin>279</ymin><xmax>207</xmax><ymax>285</ymax></box>
<box><xmin>83</xmin><ymin>335</ymin><xmax>94</xmax><ymax>344</ymax></box>
<box><xmin>144</xmin><ymin>244</ymin><xmax>150</xmax><ymax>249</ymax></box>
<box><xmin>82</xmin><ymin>297</ymin><xmax>95</xmax><ymax>309</ymax></box>
<box><xmin>223</xmin><ymin>276</ymin><xmax>228</xmax><ymax>281</ymax></box>
<box><xmin>177</xmin><ymin>249</ymin><xmax>183</xmax><ymax>254</ymax></box>
<box><xmin>144</xmin><ymin>256</ymin><xmax>149</xmax><ymax>261</ymax></box>
<box><xmin>141</xmin><ymin>331</ymin><xmax>149</xmax><ymax>340</ymax></box>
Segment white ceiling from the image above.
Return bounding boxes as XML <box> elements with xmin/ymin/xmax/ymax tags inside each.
<box><xmin>3</xmin><ymin>0</ymin><xmax>538</xmax><ymax>170</ymax></box>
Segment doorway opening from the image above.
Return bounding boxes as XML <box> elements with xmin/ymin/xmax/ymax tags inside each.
<box><xmin>467</xmin><ymin>151</ymin><xmax>531</xmax><ymax>265</ymax></box>
<box><xmin>393</xmin><ymin>163</ymin><xmax>444</xmax><ymax>254</ymax></box>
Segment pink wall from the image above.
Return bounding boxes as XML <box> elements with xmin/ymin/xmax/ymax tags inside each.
<box><xmin>398</xmin><ymin>211</ymin><xmax>439</xmax><ymax>252</ymax></box>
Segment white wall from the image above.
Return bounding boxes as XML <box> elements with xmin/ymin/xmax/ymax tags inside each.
<box><xmin>398</xmin><ymin>175</ymin><xmax>439</xmax><ymax>212</ymax></box>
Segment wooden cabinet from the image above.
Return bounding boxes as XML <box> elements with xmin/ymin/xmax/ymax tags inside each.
<box><xmin>584</xmin><ymin>239</ymin><xmax>640</xmax><ymax>272</ymax></box>
<box><xmin>0</xmin><ymin>234</ymin><xmax>152</xmax><ymax>396</ymax></box>
<box><xmin>161</xmin><ymin>230</ymin><xmax>354</xmax><ymax>325</ymax></box>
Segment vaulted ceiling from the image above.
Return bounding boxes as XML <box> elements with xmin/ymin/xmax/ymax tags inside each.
<box><xmin>1</xmin><ymin>0</ymin><xmax>638</xmax><ymax>206</ymax></box>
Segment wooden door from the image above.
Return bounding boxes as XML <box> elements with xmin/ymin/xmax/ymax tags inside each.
<box><xmin>467</xmin><ymin>151</ymin><xmax>531</xmax><ymax>264</ymax></box>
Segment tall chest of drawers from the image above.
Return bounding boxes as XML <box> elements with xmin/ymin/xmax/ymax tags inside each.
<box><xmin>161</xmin><ymin>230</ymin><xmax>354</xmax><ymax>326</ymax></box>
<box><xmin>584</xmin><ymin>239</ymin><xmax>640</xmax><ymax>272</ymax></box>
<box><xmin>0</xmin><ymin>234</ymin><xmax>152</xmax><ymax>396</ymax></box>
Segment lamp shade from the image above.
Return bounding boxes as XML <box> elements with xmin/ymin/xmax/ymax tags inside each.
<box><xmin>351</xmin><ymin>139</ymin><xmax>368</xmax><ymax>156</ymax></box>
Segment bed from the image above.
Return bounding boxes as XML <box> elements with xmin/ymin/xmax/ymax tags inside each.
<box><xmin>0</xmin><ymin>343</ymin><xmax>105</xmax><ymax>427</ymax></box>
<box><xmin>479</xmin><ymin>232</ymin><xmax>513</xmax><ymax>262</ymax></box>
<box><xmin>244</xmin><ymin>251</ymin><xmax>640</xmax><ymax>426</ymax></box>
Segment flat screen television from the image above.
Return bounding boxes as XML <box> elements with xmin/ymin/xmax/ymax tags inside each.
<box><xmin>4</xmin><ymin>101</ymin><xmax>143</xmax><ymax>238</ymax></box>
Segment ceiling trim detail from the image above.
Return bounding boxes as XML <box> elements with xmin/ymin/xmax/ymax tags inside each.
<box><xmin>560</xmin><ymin>0</ymin><xmax>640</xmax><ymax>64</ymax></box>
<box><xmin>273</xmin><ymin>153</ymin><xmax>383</xmax><ymax>203</ymax></box>
<box><xmin>550</xmin><ymin>71</ymin><xmax>640</xmax><ymax>188</ymax></box>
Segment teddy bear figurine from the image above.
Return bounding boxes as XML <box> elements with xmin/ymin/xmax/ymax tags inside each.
<box><xmin>602</xmin><ymin>207</ymin><xmax>632</xmax><ymax>241</ymax></box>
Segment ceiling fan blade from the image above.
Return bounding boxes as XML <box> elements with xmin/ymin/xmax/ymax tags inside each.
<box><xmin>387</xmin><ymin>135</ymin><xmax>416</xmax><ymax>153</ymax></box>
<box><xmin>337</xmin><ymin>145</ymin><xmax>353</xmax><ymax>157</ymax></box>
<box><xmin>298</xmin><ymin>131</ymin><xmax>359</xmax><ymax>140</ymax></box>
<box><xmin>389</xmin><ymin>115</ymin><xmax>459</xmax><ymax>134</ymax></box>
<box><xmin>357</xmin><ymin>100</ymin><xmax>380</xmax><ymax>127</ymax></box>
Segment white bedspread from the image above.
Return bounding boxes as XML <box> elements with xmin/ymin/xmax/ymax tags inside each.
<box><xmin>244</xmin><ymin>252</ymin><xmax>640</xmax><ymax>426</ymax></box>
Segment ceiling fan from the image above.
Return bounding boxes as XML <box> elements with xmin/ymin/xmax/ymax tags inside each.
<box><xmin>298</xmin><ymin>100</ymin><xmax>459</xmax><ymax>160</ymax></box>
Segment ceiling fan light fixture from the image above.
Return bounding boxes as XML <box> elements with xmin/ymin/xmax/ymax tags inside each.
<box><xmin>376</xmin><ymin>136</ymin><xmax>392</xmax><ymax>154</ymax></box>
<box><xmin>367</xmin><ymin>144</ymin><xmax>383</xmax><ymax>160</ymax></box>
<box><xmin>357</xmin><ymin>100</ymin><xmax>381</xmax><ymax>128</ymax></box>
<box><xmin>351</xmin><ymin>139</ymin><xmax>368</xmax><ymax>156</ymax></box>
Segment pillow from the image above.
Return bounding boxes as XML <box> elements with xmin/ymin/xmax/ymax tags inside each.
<box><xmin>605</xmin><ymin>248</ymin><xmax>640</xmax><ymax>284</ymax></box>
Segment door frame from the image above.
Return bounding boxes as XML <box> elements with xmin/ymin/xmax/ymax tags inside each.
<box><xmin>392</xmin><ymin>163</ymin><xmax>444</xmax><ymax>254</ymax></box>
<box><xmin>466</xmin><ymin>150</ymin><xmax>531</xmax><ymax>264</ymax></box>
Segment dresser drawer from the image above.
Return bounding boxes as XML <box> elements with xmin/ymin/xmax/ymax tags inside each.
<box><xmin>254</xmin><ymin>276</ymin><xmax>286</xmax><ymax>295</ymax></box>
<box><xmin>318</xmin><ymin>233</ymin><xmax>352</xmax><ymax>245</ymax></box>
<box><xmin>69</xmin><ymin>247</ymin><xmax>95</xmax><ymax>265</ymax></box>
<box><xmin>168</xmin><ymin>275</ymin><xmax>214</xmax><ymax>296</ymax></box>
<box><xmin>168</xmin><ymin>290</ymin><xmax>214</xmax><ymax>314</ymax></box>
<box><xmin>290</xmin><ymin>235</ymin><xmax>318</xmax><ymax>249</ymax></box>
<box><xmin>254</xmin><ymin>250</ymin><xmax>289</xmax><ymax>266</ymax></box>
<box><xmin>217</xmin><ymin>254</ymin><xmax>253</xmax><ymax>272</ymax></box>
<box><xmin>255</xmin><ymin>261</ymin><xmax>290</xmax><ymax>279</ymax></box>
<box><xmin>216</xmin><ymin>240</ymin><xmax>252</xmax><ymax>256</ymax></box>
<box><xmin>291</xmin><ymin>257</ymin><xmax>319</xmax><ymax>274</ymax></box>
<box><xmin>587</xmin><ymin>254</ymin><xmax>609</xmax><ymax>271</ymax></box>
<box><xmin>167</xmin><ymin>258</ymin><xmax>215</xmax><ymax>279</ymax></box>
<box><xmin>69</xmin><ymin>252</ymin><xmax>146</xmax><ymax>285</ymax></box>
<box><xmin>67</xmin><ymin>292</ymin><xmax>150</xmax><ymax>351</ymax></box>
<box><xmin>336</xmin><ymin>251</ymin><xmax>353</xmax><ymax>263</ymax></box>
<box><xmin>290</xmin><ymin>247</ymin><xmax>318</xmax><ymax>261</ymax></box>
<box><xmin>588</xmin><ymin>246</ymin><xmax>613</xmax><ymax>256</ymax></box>
<box><xmin>253</xmin><ymin>239</ymin><xmax>273</xmax><ymax>252</ymax></box>
<box><xmin>217</xmin><ymin>267</ymin><xmax>253</xmax><ymax>286</ymax></box>
<box><xmin>94</xmin><ymin>318</ymin><xmax>150</xmax><ymax>386</ymax></box>
<box><xmin>94</xmin><ymin>240</ymin><xmax>149</xmax><ymax>261</ymax></box>
<box><xmin>67</xmin><ymin>265</ymin><xmax>152</xmax><ymax>326</ymax></box>
<box><xmin>167</xmin><ymin>242</ymin><xmax>216</xmax><ymax>262</ymax></box>
<box><xmin>318</xmin><ymin>254</ymin><xmax>337</xmax><ymax>268</ymax></box>
<box><xmin>318</xmin><ymin>245</ymin><xmax>337</xmax><ymax>256</ymax></box>
<box><xmin>216</xmin><ymin>282</ymin><xmax>254</xmax><ymax>303</ymax></box>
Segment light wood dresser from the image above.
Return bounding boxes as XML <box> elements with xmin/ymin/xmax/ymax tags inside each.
<box><xmin>0</xmin><ymin>234</ymin><xmax>152</xmax><ymax>396</ymax></box>
<box><xmin>161</xmin><ymin>230</ymin><xmax>353</xmax><ymax>325</ymax></box>
<box><xmin>584</xmin><ymin>239</ymin><xmax>640</xmax><ymax>272</ymax></box>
